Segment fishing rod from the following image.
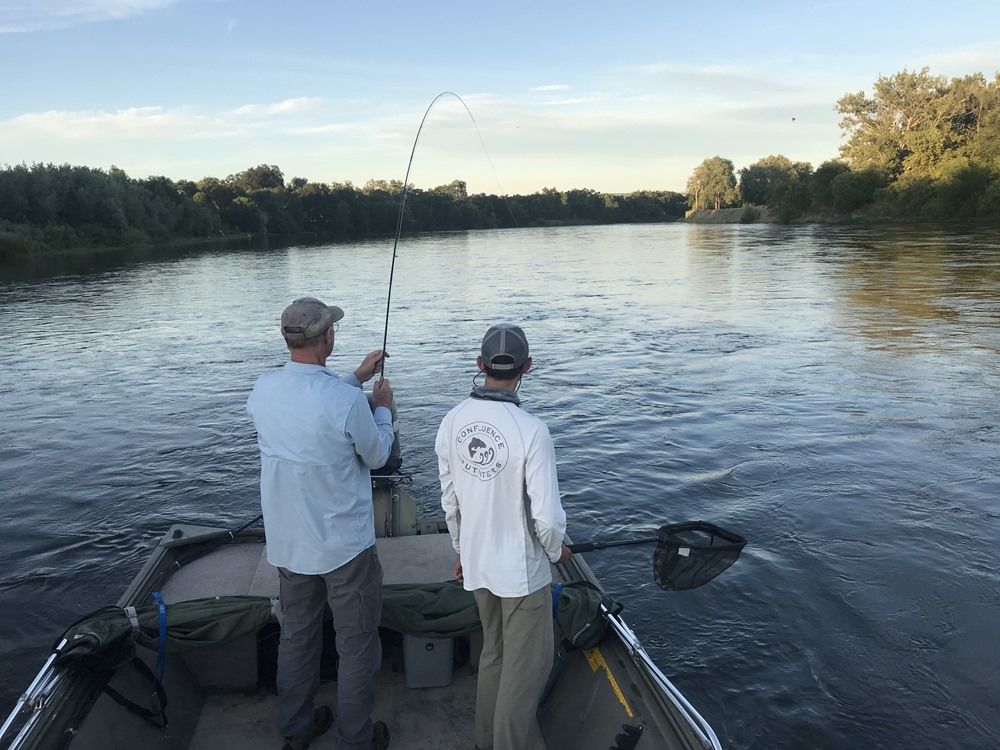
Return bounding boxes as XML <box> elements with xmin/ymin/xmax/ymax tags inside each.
<box><xmin>379</xmin><ymin>91</ymin><xmax>514</xmax><ymax>378</ymax></box>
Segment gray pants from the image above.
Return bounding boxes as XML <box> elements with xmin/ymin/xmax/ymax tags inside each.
<box><xmin>473</xmin><ymin>586</ymin><xmax>553</xmax><ymax>750</ymax></box>
<box><xmin>277</xmin><ymin>546</ymin><xmax>383</xmax><ymax>750</ymax></box>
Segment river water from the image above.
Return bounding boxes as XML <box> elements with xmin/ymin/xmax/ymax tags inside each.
<box><xmin>1</xmin><ymin>224</ymin><xmax>998</xmax><ymax>749</ymax></box>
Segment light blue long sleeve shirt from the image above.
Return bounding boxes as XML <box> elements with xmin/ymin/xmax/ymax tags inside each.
<box><xmin>246</xmin><ymin>360</ymin><xmax>394</xmax><ymax>574</ymax></box>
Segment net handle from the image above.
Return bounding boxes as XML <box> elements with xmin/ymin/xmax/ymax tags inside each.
<box><xmin>567</xmin><ymin>537</ymin><xmax>658</xmax><ymax>553</ymax></box>
<box><xmin>568</xmin><ymin>521</ymin><xmax>747</xmax><ymax>554</ymax></box>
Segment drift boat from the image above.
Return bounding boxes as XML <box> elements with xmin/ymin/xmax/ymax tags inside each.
<box><xmin>0</xmin><ymin>468</ymin><xmax>741</xmax><ymax>750</ymax></box>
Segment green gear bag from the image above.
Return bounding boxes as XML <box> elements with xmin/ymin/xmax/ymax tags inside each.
<box><xmin>552</xmin><ymin>581</ymin><xmax>622</xmax><ymax>651</ymax></box>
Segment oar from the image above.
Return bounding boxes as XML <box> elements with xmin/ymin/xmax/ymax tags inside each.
<box><xmin>567</xmin><ymin>521</ymin><xmax>746</xmax><ymax>591</ymax></box>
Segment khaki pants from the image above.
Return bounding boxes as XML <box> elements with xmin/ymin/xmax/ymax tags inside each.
<box><xmin>473</xmin><ymin>586</ymin><xmax>553</xmax><ymax>750</ymax></box>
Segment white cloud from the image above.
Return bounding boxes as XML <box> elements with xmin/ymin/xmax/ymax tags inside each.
<box><xmin>286</xmin><ymin>123</ymin><xmax>359</xmax><ymax>136</ymax></box>
<box><xmin>231</xmin><ymin>97</ymin><xmax>324</xmax><ymax>117</ymax></box>
<box><xmin>628</xmin><ymin>61</ymin><xmax>802</xmax><ymax>97</ymax></box>
<box><xmin>2</xmin><ymin>106</ymin><xmax>236</xmax><ymax>141</ymax></box>
<box><xmin>0</xmin><ymin>0</ymin><xmax>178</xmax><ymax>32</ymax></box>
<box><xmin>0</xmin><ymin>98</ymin><xmax>341</xmax><ymax>144</ymax></box>
<box><xmin>538</xmin><ymin>97</ymin><xmax>598</xmax><ymax>107</ymax></box>
<box><xmin>530</xmin><ymin>84</ymin><xmax>569</xmax><ymax>92</ymax></box>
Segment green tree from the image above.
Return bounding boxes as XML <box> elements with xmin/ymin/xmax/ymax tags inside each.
<box><xmin>838</xmin><ymin>67</ymin><xmax>951</xmax><ymax>177</ymax></box>
<box><xmin>810</xmin><ymin>160</ymin><xmax>851</xmax><ymax>211</ymax></box>
<box><xmin>738</xmin><ymin>155</ymin><xmax>811</xmax><ymax>207</ymax></box>
<box><xmin>830</xmin><ymin>168</ymin><xmax>888</xmax><ymax>213</ymax></box>
<box><xmin>964</xmin><ymin>72</ymin><xmax>1000</xmax><ymax>169</ymax></box>
<box><xmin>433</xmin><ymin>179</ymin><xmax>468</xmax><ymax>201</ymax></box>
<box><xmin>687</xmin><ymin>156</ymin><xmax>739</xmax><ymax>211</ymax></box>
<box><xmin>228</xmin><ymin>164</ymin><xmax>285</xmax><ymax>192</ymax></box>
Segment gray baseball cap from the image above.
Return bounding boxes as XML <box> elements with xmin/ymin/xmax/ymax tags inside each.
<box><xmin>481</xmin><ymin>323</ymin><xmax>529</xmax><ymax>371</ymax></box>
<box><xmin>280</xmin><ymin>297</ymin><xmax>344</xmax><ymax>341</ymax></box>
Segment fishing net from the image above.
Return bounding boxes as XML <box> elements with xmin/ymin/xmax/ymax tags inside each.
<box><xmin>653</xmin><ymin>521</ymin><xmax>746</xmax><ymax>591</ymax></box>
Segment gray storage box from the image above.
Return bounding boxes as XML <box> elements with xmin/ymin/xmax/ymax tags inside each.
<box><xmin>403</xmin><ymin>635</ymin><xmax>454</xmax><ymax>688</ymax></box>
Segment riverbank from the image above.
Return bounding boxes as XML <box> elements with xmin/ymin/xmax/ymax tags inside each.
<box><xmin>684</xmin><ymin>206</ymin><xmax>778</xmax><ymax>223</ymax></box>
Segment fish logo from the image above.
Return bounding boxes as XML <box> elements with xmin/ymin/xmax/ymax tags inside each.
<box><xmin>467</xmin><ymin>437</ymin><xmax>495</xmax><ymax>466</ymax></box>
<box><xmin>455</xmin><ymin>422</ymin><xmax>509</xmax><ymax>480</ymax></box>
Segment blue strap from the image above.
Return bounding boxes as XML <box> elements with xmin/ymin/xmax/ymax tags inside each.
<box><xmin>151</xmin><ymin>591</ymin><xmax>167</xmax><ymax>683</ymax></box>
<box><xmin>551</xmin><ymin>582</ymin><xmax>564</xmax><ymax>616</ymax></box>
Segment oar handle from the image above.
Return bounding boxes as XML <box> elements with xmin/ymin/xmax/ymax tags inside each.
<box><xmin>568</xmin><ymin>536</ymin><xmax>659</xmax><ymax>553</ymax></box>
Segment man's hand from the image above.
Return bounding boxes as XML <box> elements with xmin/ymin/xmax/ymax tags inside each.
<box><xmin>354</xmin><ymin>349</ymin><xmax>388</xmax><ymax>383</ymax></box>
<box><xmin>372</xmin><ymin>378</ymin><xmax>393</xmax><ymax>410</ymax></box>
<box><xmin>453</xmin><ymin>554</ymin><xmax>464</xmax><ymax>583</ymax></box>
<box><xmin>556</xmin><ymin>543</ymin><xmax>572</xmax><ymax>564</ymax></box>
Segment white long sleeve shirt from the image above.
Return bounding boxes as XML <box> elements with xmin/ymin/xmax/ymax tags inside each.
<box><xmin>436</xmin><ymin>396</ymin><xmax>566</xmax><ymax>597</ymax></box>
<box><xmin>246</xmin><ymin>361</ymin><xmax>394</xmax><ymax>574</ymax></box>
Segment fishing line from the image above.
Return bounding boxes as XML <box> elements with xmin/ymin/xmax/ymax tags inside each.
<box><xmin>380</xmin><ymin>91</ymin><xmax>520</xmax><ymax>377</ymax></box>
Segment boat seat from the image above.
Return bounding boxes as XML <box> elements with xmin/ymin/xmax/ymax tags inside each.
<box><xmin>242</xmin><ymin>532</ymin><xmax>458</xmax><ymax>597</ymax></box>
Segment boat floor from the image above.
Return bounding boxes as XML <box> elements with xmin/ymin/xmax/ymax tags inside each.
<box><xmin>191</xmin><ymin>668</ymin><xmax>478</xmax><ymax>750</ymax></box>
<box><xmin>164</xmin><ymin>532</ymin><xmax>481</xmax><ymax>750</ymax></box>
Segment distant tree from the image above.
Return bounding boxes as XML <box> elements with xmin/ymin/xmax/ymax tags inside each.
<box><xmin>361</xmin><ymin>179</ymin><xmax>404</xmax><ymax>195</ymax></box>
<box><xmin>616</xmin><ymin>190</ymin><xmax>687</xmax><ymax>221</ymax></box>
<box><xmin>228</xmin><ymin>164</ymin><xmax>285</xmax><ymax>193</ymax></box>
<box><xmin>432</xmin><ymin>179</ymin><xmax>468</xmax><ymax>201</ymax></box>
<box><xmin>933</xmin><ymin>160</ymin><xmax>992</xmax><ymax>219</ymax></box>
<box><xmin>738</xmin><ymin>155</ymin><xmax>811</xmax><ymax>207</ymax></box>
<box><xmin>194</xmin><ymin>177</ymin><xmax>236</xmax><ymax>211</ymax></box>
<box><xmin>810</xmin><ymin>160</ymin><xmax>851</xmax><ymax>210</ymax></box>
<box><xmin>838</xmin><ymin>67</ymin><xmax>953</xmax><ymax>177</ymax></box>
<box><xmin>359</xmin><ymin>179</ymin><xmax>404</xmax><ymax>233</ymax></box>
<box><xmin>687</xmin><ymin>156</ymin><xmax>739</xmax><ymax>211</ymax></box>
<box><xmin>563</xmin><ymin>188</ymin><xmax>607</xmax><ymax>221</ymax></box>
<box><xmin>175</xmin><ymin>179</ymin><xmax>198</xmax><ymax>198</ymax></box>
<box><xmin>830</xmin><ymin>168</ymin><xmax>888</xmax><ymax>213</ymax></box>
<box><xmin>964</xmin><ymin>72</ymin><xmax>1000</xmax><ymax>168</ymax></box>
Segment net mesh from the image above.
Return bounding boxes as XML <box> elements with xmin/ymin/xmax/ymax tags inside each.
<box><xmin>653</xmin><ymin>521</ymin><xmax>746</xmax><ymax>591</ymax></box>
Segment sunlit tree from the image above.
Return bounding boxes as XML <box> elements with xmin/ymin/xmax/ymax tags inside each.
<box><xmin>687</xmin><ymin>156</ymin><xmax>739</xmax><ymax>211</ymax></box>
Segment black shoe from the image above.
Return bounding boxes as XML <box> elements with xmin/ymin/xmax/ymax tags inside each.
<box><xmin>281</xmin><ymin>706</ymin><xmax>334</xmax><ymax>750</ymax></box>
<box><xmin>370</xmin><ymin>720</ymin><xmax>390</xmax><ymax>750</ymax></box>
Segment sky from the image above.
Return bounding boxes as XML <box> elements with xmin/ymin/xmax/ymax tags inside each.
<box><xmin>1</xmin><ymin>1</ymin><xmax>999</xmax><ymax>196</ymax></box>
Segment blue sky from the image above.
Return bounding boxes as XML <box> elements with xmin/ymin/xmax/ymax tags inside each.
<box><xmin>1</xmin><ymin>1</ymin><xmax>998</xmax><ymax>195</ymax></box>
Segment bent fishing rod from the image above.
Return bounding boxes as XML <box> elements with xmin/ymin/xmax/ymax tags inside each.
<box><xmin>380</xmin><ymin>92</ymin><xmax>454</xmax><ymax>378</ymax></box>
<box><xmin>379</xmin><ymin>91</ymin><xmax>509</xmax><ymax>379</ymax></box>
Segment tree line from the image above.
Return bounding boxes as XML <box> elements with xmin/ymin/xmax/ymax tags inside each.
<box><xmin>686</xmin><ymin>67</ymin><xmax>1000</xmax><ymax>223</ymax></box>
<box><xmin>4</xmin><ymin>65</ymin><xmax>997</xmax><ymax>260</ymax></box>
<box><xmin>0</xmin><ymin>162</ymin><xmax>687</xmax><ymax>259</ymax></box>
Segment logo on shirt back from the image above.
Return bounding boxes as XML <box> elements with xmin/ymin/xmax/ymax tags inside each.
<box><xmin>456</xmin><ymin>422</ymin><xmax>509</xmax><ymax>480</ymax></box>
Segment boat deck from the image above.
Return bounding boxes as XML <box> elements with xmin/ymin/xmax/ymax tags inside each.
<box><xmin>7</xmin><ymin>524</ymin><xmax>714</xmax><ymax>750</ymax></box>
<box><xmin>163</xmin><ymin>533</ymin><xmax>481</xmax><ymax>750</ymax></box>
<box><xmin>190</xmin><ymin>667</ymin><xmax>478</xmax><ymax>750</ymax></box>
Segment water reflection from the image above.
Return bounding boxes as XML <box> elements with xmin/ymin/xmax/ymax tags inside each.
<box><xmin>823</xmin><ymin>227</ymin><xmax>1000</xmax><ymax>352</ymax></box>
<box><xmin>0</xmin><ymin>233</ymin><xmax>304</xmax><ymax>283</ymax></box>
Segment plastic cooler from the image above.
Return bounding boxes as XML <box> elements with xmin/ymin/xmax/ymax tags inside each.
<box><xmin>402</xmin><ymin>635</ymin><xmax>454</xmax><ymax>688</ymax></box>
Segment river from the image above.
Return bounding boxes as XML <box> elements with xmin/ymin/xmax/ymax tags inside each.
<box><xmin>1</xmin><ymin>223</ymin><xmax>998</xmax><ymax>749</ymax></box>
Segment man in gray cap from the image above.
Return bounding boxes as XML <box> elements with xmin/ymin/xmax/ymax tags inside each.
<box><xmin>247</xmin><ymin>296</ymin><xmax>393</xmax><ymax>750</ymax></box>
<box><xmin>435</xmin><ymin>323</ymin><xmax>571</xmax><ymax>750</ymax></box>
